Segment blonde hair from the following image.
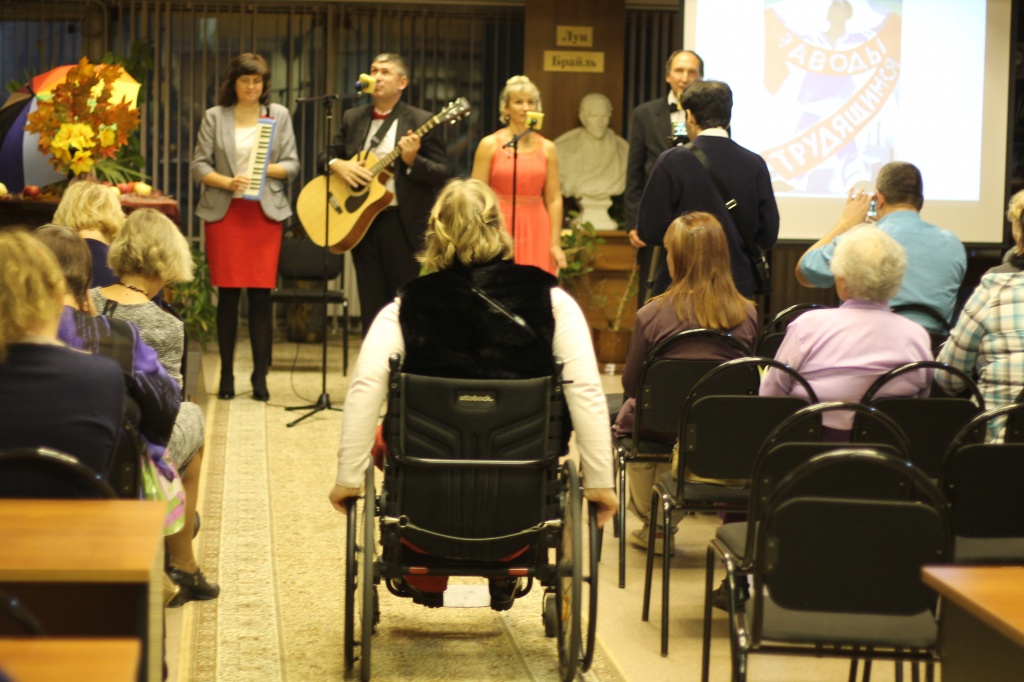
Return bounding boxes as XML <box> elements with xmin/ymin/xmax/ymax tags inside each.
<box><xmin>418</xmin><ymin>178</ymin><xmax>513</xmax><ymax>272</ymax></box>
<box><xmin>0</xmin><ymin>229</ymin><xmax>66</xmax><ymax>362</ymax></box>
<box><xmin>108</xmin><ymin>209</ymin><xmax>194</xmax><ymax>283</ymax></box>
<box><xmin>499</xmin><ymin>75</ymin><xmax>542</xmax><ymax>125</ymax></box>
<box><xmin>52</xmin><ymin>180</ymin><xmax>126</xmax><ymax>243</ymax></box>
<box><xmin>1007</xmin><ymin>189</ymin><xmax>1024</xmax><ymax>255</ymax></box>
<box><xmin>657</xmin><ymin>212</ymin><xmax>752</xmax><ymax>330</ymax></box>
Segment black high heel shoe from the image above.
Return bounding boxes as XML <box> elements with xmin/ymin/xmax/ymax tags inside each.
<box><xmin>166</xmin><ymin>566</ymin><xmax>220</xmax><ymax>607</ymax></box>
<box><xmin>251</xmin><ymin>372</ymin><xmax>269</xmax><ymax>402</ymax></box>
<box><xmin>218</xmin><ymin>376</ymin><xmax>234</xmax><ymax>400</ymax></box>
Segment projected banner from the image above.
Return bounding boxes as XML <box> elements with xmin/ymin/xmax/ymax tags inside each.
<box><xmin>760</xmin><ymin>1</ymin><xmax>903</xmax><ymax>194</ymax></box>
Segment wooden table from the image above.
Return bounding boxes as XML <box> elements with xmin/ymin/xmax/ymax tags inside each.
<box><xmin>0</xmin><ymin>194</ymin><xmax>181</xmax><ymax>227</ymax></box>
<box><xmin>922</xmin><ymin>565</ymin><xmax>1024</xmax><ymax>681</ymax></box>
<box><xmin>0</xmin><ymin>500</ymin><xmax>165</xmax><ymax>682</ymax></box>
<box><xmin>0</xmin><ymin>637</ymin><xmax>140</xmax><ymax>682</ymax></box>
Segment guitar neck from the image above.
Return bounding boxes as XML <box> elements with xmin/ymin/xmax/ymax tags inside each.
<box><xmin>370</xmin><ymin>113</ymin><xmax>443</xmax><ymax>174</ymax></box>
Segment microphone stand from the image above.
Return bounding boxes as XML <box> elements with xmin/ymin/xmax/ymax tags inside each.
<box><xmin>502</xmin><ymin>122</ymin><xmax>537</xmax><ymax>243</ymax></box>
<box><xmin>286</xmin><ymin>93</ymin><xmax>345</xmax><ymax>427</ymax></box>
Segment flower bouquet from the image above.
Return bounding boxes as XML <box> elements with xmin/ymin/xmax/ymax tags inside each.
<box><xmin>25</xmin><ymin>57</ymin><xmax>142</xmax><ymax>184</ymax></box>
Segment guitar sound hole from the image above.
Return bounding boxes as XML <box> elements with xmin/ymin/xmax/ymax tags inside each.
<box><xmin>345</xmin><ymin>192</ymin><xmax>368</xmax><ymax>213</ymax></box>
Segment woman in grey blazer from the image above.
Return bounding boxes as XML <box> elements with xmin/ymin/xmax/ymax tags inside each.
<box><xmin>191</xmin><ymin>53</ymin><xmax>299</xmax><ymax>401</ymax></box>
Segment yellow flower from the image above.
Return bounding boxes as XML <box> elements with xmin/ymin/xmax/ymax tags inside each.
<box><xmin>69</xmin><ymin>149</ymin><xmax>94</xmax><ymax>175</ymax></box>
<box><xmin>98</xmin><ymin>127</ymin><xmax>116</xmax><ymax>148</ymax></box>
<box><xmin>51</xmin><ymin>122</ymin><xmax>96</xmax><ymax>154</ymax></box>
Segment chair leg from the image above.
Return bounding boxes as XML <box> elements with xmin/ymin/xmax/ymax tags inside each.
<box><xmin>863</xmin><ymin>656</ymin><xmax>872</xmax><ymax>681</ymax></box>
<box><xmin>848</xmin><ymin>658</ymin><xmax>859</xmax><ymax>682</ymax></box>
<box><xmin>641</xmin><ymin>489</ymin><xmax>656</xmax><ymax>622</ymax></box>
<box><xmin>894</xmin><ymin>654</ymin><xmax>903</xmax><ymax>682</ymax></box>
<box><xmin>659</xmin><ymin>493</ymin><xmax>672</xmax><ymax>656</ymax></box>
<box><xmin>925</xmin><ymin>661</ymin><xmax>935</xmax><ymax>682</ymax></box>
<box><xmin>618</xmin><ymin>452</ymin><xmax>627</xmax><ymax>589</ymax></box>
<box><xmin>701</xmin><ymin>546</ymin><xmax>716</xmax><ymax>682</ymax></box>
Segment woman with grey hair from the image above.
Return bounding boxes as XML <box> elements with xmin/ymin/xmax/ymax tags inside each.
<box><xmin>760</xmin><ymin>225</ymin><xmax>933</xmax><ymax>439</ymax></box>
<box><xmin>91</xmin><ymin>208</ymin><xmax>218</xmax><ymax>606</ymax></box>
<box><xmin>937</xmin><ymin>189</ymin><xmax>1024</xmax><ymax>441</ymax></box>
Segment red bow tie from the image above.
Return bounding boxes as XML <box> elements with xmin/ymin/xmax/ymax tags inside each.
<box><xmin>371</xmin><ymin>109</ymin><xmax>391</xmax><ymax>120</ymax></box>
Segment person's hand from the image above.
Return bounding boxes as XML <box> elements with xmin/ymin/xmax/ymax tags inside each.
<box><xmin>329</xmin><ymin>484</ymin><xmax>362</xmax><ymax>513</ymax></box>
<box><xmin>627</xmin><ymin>229</ymin><xmax>647</xmax><ymax>249</ymax></box>
<box><xmin>551</xmin><ymin>244</ymin><xmax>568</xmax><ymax>272</ymax></box>
<box><xmin>398</xmin><ymin>130</ymin><xmax>422</xmax><ymax>166</ymax></box>
<box><xmin>226</xmin><ymin>174</ymin><xmax>251</xmax><ymax>192</ymax></box>
<box><xmin>583</xmin><ymin>488</ymin><xmax>619</xmax><ymax>529</ymax></box>
<box><xmin>838</xmin><ymin>187</ymin><xmax>873</xmax><ymax>230</ymax></box>
<box><xmin>330</xmin><ymin>157</ymin><xmax>374</xmax><ymax>189</ymax></box>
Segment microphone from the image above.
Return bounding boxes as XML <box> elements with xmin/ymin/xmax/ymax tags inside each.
<box><xmin>526</xmin><ymin>111</ymin><xmax>544</xmax><ymax>130</ymax></box>
<box><xmin>355</xmin><ymin>73</ymin><xmax>376</xmax><ymax>94</ymax></box>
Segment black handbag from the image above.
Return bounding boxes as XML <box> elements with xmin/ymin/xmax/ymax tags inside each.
<box><xmin>686</xmin><ymin>143</ymin><xmax>772</xmax><ymax>295</ymax></box>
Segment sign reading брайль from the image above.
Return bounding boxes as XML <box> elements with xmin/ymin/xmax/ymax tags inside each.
<box><xmin>543</xmin><ymin>50</ymin><xmax>604</xmax><ymax>73</ymax></box>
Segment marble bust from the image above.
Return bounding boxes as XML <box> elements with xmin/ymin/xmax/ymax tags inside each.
<box><xmin>554</xmin><ymin>93</ymin><xmax>629</xmax><ymax>230</ymax></box>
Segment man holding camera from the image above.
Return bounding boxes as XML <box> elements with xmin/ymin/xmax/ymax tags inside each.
<box><xmin>796</xmin><ymin>161</ymin><xmax>966</xmax><ymax>334</ymax></box>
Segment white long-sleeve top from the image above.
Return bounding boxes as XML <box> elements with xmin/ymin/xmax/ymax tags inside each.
<box><xmin>335</xmin><ymin>287</ymin><xmax>614</xmax><ymax>489</ymax></box>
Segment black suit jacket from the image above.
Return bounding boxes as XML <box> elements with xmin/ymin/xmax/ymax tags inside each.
<box><xmin>637</xmin><ymin>134</ymin><xmax>779</xmax><ymax>297</ymax></box>
<box><xmin>625</xmin><ymin>96</ymin><xmax>674</xmax><ymax>230</ymax></box>
<box><xmin>327</xmin><ymin>100</ymin><xmax>450</xmax><ymax>251</ymax></box>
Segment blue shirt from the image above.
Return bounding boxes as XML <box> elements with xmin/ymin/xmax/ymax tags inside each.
<box><xmin>799</xmin><ymin>210</ymin><xmax>966</xmax><ymax>334</ymax></box>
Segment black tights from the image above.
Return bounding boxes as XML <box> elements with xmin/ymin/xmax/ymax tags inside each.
<box><xmin>217</xmin><ymin>287</ymin><xmax>272</xmax><ymax>390</ymax></box>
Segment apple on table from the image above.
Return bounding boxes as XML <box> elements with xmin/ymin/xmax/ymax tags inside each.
<box><xmin>22</xmin><ymin>185</ymin><xmax>40</xmax><ymax>198</ymax></box>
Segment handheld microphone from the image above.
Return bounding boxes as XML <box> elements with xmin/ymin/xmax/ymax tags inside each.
<box><xmin>355</xmin><ymin>74</ymin><xmax>376</xmax><ymax>94</ymax></box>
<box><xmin>526</xmin><ymin>111</ymin><xmax>544</xmax><ymax>130</ymax></box>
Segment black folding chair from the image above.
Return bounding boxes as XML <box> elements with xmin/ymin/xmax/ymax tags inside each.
<box><xmin>891</xmin><ymin>303</ymin><xmax>952</xmax><ymax>355</ymax></box>
<box><xmin>941</xmin><ymin>402</ymin><xmax>1024</xmax><ymax>563</ymax></box>
<box><xmin>614</xmin><ymin>328</ymin><xmax>750</xmax><ymax>587</ymax></box>
<box><xmin>754</xmin><ymin>303</ymin><xmax>830</xmax><ymax>359</ymax></box>
<box><xmin>642</xmin><ymin>357</ymin><xmax>816</xmax><ymax>655</ymax></box>
<box><xmin>857</xmin><ymin>361</ymin><xmax>985</xmax><ymax>477</ymax></box>
<box><xmin>0</xmin><ymin>447</ymin><xmax>116</xmax><ymax>499</ymax></box>
<box><xmin>718</xmin><ymin>449</ymin><xmax>950</xmax><ymax>682</ymax></box>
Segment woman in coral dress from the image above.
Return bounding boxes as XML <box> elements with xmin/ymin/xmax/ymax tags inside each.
<box><xmin>472</xmin><ymin>75</ymin><xmax>566</xmax><ymax>275</ymax></box>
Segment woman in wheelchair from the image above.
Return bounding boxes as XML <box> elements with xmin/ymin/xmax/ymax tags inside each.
<box><xmin>329</xmin><ymin>178</ymin><xmax>618</xmax><ymax>607</ymax></box>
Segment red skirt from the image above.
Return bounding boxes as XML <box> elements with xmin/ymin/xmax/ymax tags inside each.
<box><xmin>205</xmin><ymin>199</ymin><xmax>282</xmax><ymax>288</ymax></box>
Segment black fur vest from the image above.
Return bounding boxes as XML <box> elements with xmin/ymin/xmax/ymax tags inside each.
<box><xmin>398</xmin><ymin>259</ymin><xmax>558</xmax><ymax>379</ymax></box>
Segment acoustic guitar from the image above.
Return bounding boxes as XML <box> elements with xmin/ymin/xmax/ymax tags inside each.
<box><xmin>297</xmin><ymin>97</ymin><xmax>471</xmax><ymax>253</ymax></box>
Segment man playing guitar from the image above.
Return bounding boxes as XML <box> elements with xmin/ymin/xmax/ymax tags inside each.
<box><xmin>326</xmin><ymin>52</ymin><xmax>450</xmax><ymax>335</ymax></box>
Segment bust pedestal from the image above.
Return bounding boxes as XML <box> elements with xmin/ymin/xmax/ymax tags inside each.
<box><xmin>578</xmin><ymin>196</ymin><xmax>616</xmax><ymax>231</ymax></box>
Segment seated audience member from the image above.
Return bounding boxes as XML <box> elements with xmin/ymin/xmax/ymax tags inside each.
<box><xmin>0</xmin><ymin>228</ymin><xmax>124</xmax><ymax>477</ymax></box>
<box><xmin>795</xmin><ymin>161</ymin><xmax>966</xmax><ymax>335</ymax></box>
<box><xmin>36</xmin><ymin>224</ymin><xmax>182</xmax><ymax>455</ymax></box>
<box><xmin>52</xmin><ymin>179</ymin><xmax>126</xmax><ymax>287</ymax></box>
<box><xmin>936</xmin><ymin>190</ymin><xmax>1024</xmax><ymax>442</ymax></box>
<box><xmin>90</xmin><ymin>209</ymin><xmax>218</xmax><ymax>606</ymax></box>
<box><xmin>763</xmin><ymin>225</ymin><xmax>933</xmax><ymax>439</ymax></box>
<box><xmin>327</xmin><ymin>178</ymin><xmax>618</xmax><ymax>608</ymax></box>
<box><xmin>36</xmin><ymin>223</ymin><xmax>187</xmax><ymax>519</ymax></box>
<box><xmin>613</xmin><ymin>212</ymin><xmax>756</xmax><ymax>554</ymax></box>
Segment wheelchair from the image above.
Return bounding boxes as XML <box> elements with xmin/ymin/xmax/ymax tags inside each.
<box><xmin>343</xmin><ymin>355</ymin><xmax>601</xmax><ymax>681</ymax></box>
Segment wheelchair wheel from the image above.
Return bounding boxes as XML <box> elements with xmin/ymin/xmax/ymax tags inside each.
<box><xmin>556</xmin><ymin>460</ymin><xmax>582</xmax><ymax>682</ymax></box>
<box><xmin>344</xmin><ymin>497</ymin><xmax>358</xmax><ymax>671</ymax></box>
<box><xmin>581</xmin><ymin>500</ymin><xmax>600</xmax><ymax>672</ymax></box>
<box><xmin>358</xmin><ymin>462</ymin><xmax>378</xmax><ymax>682</ymax></box>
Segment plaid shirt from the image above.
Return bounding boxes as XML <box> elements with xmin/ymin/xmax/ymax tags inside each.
<box><xmin>936</xmin><ymin>270</ymin><xmax>1024</xmax><ymax>441</ymax></box>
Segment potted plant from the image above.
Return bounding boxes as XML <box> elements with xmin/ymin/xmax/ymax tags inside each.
<box><xmin>165</xmin><ymin>247</ymin><xmax>216</xmax><ymax>352</ymax></box>
<box><xmin>559</xmin><ymin>213</ymin><xmax>638</xmax><ymax>364</ymax></box>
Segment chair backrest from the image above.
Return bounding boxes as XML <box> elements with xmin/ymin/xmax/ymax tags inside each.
<box><xmin>0</xmin><ymin>447</ymin><xmax>116</xmax><ymax>499</ymax></box>
<box><xmin>678</xmin><ymin>358</ymin><xmax>819</xmax><ymax>484</ymax></box>
<box><xmin>632</xmin><ymin>328</ymin><xmax>750</xmax><ymax>442</ymax></box>
<box><xmin>1003</xmin><ymin>386</ymin><xmax>1024</xmax><ymax>442</ymax></box>
<box><xmin>755</xmin><ymin>303</ymin><xmax>830</xmax><ymax>358</ymax></box>
<box><xmin>942</xmin><ymin>442</ymin><xmax>1024</xmax><ymax>540</ymax></box>
<box><xmin>764</xmin><ymin>401</ymin><xmax>912</xmax><ymax>458</ymax></box>
<box><xmin>752</xmin><ymin>449</ymin><xmax>950</xmax><ymax>633</ymax></box>
<box><xmin>857</xmin><ymin>362</ymin><xmax>985</xmax><ymax>477</ymax></box>
<box><xmin>382</xmin><ymin>358</ymin><xmax>565</xmax><ymax>560</ymax></box>
<box><xmin>891</xmin><ymin>303</ymin><xmax>952</xmax><ymax>354</ymax></box>
<box><xmin>278</xmin><ymin>235</ymin><xmax>343</xmax><ymax>281</ymax></box>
